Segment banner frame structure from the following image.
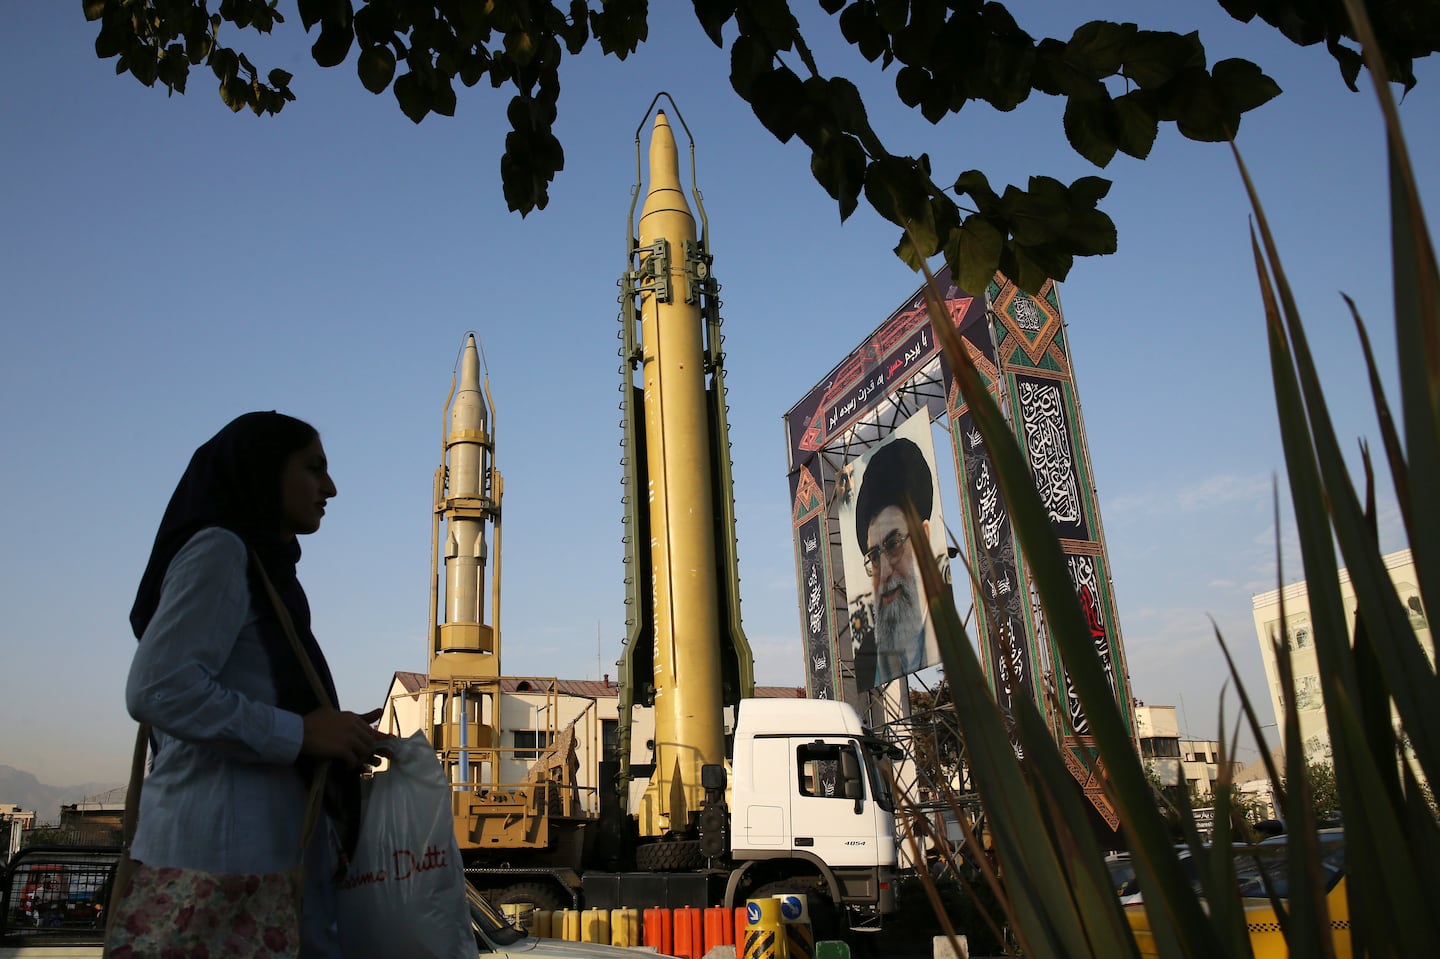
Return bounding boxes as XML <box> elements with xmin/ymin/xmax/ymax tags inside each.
<box><xmin>783</xmin><ymin>267</ymin><xmax>1135</xmax><ymax>829</ymax></box>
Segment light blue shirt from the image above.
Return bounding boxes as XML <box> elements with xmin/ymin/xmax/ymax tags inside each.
<box><xmin>126</xmin><ymin>526</ymin><xmax>341</xmax><ymax>957</ymax></box>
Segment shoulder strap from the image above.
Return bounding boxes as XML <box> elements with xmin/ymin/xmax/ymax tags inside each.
<box><xmin>118</xmin><ymin>724</ymin><xmax>149</xmax><ymax>856</ymax></box>
<box><xmin>249</xmin><ymin>550</ymin><xmax>333</xmax><ymax>845</ymax></box>
<box><xmin>248</xmin><ymin>551</ymin><xmax>335</xmax><ymax>709</ymax></box>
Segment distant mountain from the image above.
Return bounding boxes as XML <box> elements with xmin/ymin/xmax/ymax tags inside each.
<box><xmin>0</xmin><ymin>766</ymin><xmax>124</xmax><ymax>822</ymax></box>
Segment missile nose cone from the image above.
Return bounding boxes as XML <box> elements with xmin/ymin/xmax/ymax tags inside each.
<box><xmin>640</xmin><ymin>110</ymin><xmax>691</xmax><ymax>233</ymax></box>
<box><xmin>455</xmin><ymin>333</ymin><xmax>487</xmax><ymax>429</ymax></box>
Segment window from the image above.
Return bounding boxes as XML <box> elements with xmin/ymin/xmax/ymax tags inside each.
<box><xmin>513</xmin><ymin>730</ymin><xmax>553</xmax><ymax>761</ymax></box>
<box><xmin>1140</xmin><ymin>737</ymin><xmax>1180</xmax><ymax>758</ymax></box>
<box><xmin>602</xmin><ymin>719</ymin><xmax>620</xmax><ymax>761</ymax></box>
<box><xmin>796</xmin><ymin>742</ymin><xmax>860</xmax><ymax>799</ymax></box>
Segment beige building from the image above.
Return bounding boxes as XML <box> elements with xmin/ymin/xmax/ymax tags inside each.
<box><xmin>1251</xmin><ymin>547</ymin><xmax>1431</xmax><ymax>769</ymax></box>
<box><xmin>1133</xmin><ymin>704</ymin><xmax>1241</xmax><ymax>800</ymax></box>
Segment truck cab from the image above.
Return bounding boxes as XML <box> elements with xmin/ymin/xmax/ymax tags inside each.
<box><xmin>727</xmin><ymin>699</ymin><xmax>899</xmax><ymax>927</ymax></box>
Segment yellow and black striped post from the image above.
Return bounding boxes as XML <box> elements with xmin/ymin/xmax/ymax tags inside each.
<box><xmin>775</xmin><ymin>894</ymin><xmax>814</xmax><ymax>959</ymax></box>
<box><xmin>743</xmin><ymin>897</ymin><xmax>785</xmax><ymax>959</ymax></box>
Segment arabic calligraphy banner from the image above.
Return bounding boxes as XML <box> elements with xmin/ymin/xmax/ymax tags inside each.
<box><xmin>794</xmin><ymin>460</ymin><xmax>840</xmax><ymax>694</ymax></box>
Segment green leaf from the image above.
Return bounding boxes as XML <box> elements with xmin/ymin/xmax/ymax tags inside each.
<box><xmin>952</xmin><ymin>169</ymin><xmax>999</xmax><ymax>209</ymax></box>
<box><xmin>728</xmin><ymin>32</ymin><xmax>771</xmax><ymax>99</ymax></box>
<box><xmin>1212</xmin><ymin>57</ymin><xmax>1281</xmax><ymax>114</ymax></box>
<box><xmin>896</xmin><ymin>65</ymin><xmax>929</xmax><ymax>107</ymax></box>
<box><xmin>749</xmin><ymin>67</ymin><xmax>804</xmax><ymax>143</ymax></box>
<box><xmin>1029</xmin><ymin>37</ymin><xmax>1072</xmax><ymax>96</ymax></box>
<box><xmin>1001</xmin><ymin>177</ymin><xmax>1068</xmax><ymax>246</ymax></box>
<box><xmin>950</xmin><ymin>215</ymin><xmax>1003</xmax><ymax>296</ymax></box>
<box><xmin>312</xmin><ymin>22</ymin><xmax>354</xmax><ymax>69</ymax></box>
<box><xmin>1067</xmin><ymin>175</ymin><xmax>1111</xmax><ymax>208</ymax></box>
<box><xmin>431</xmin><ymin>75</ymin><xmax>457</xmax><ymax>117</ymax></box>
<box><xmin>1062</xmin><ymin>207</ymin><xmax>1117</xmax><ymax>256</ymax></box>
<box><xmin>267</xmin><ymin>68</ymin><xmax>293</xmax><ymax>88</ymax></box>
<box><xmin>393</xmin><ymin>70</ymin><xmax>429</xmax><ymax>123</ymax></box>
<box><xmin>736</xmin><ymin>0</ymin><xmax>799</xmax><ymax>52</ymax></box>
<box><xmin>1065</xmin><ymin>20</ymin><xmax>1134</xmax><ymax>79</ymax></box>
<box><xmin>838</xmin><ymin>1</ymin><xmax>887</xmax><ymax>63</ymax></box>
<box><xmin>1168</xmin><ymin>68</ymin><xmax>1240</xmax><ymax>142</ymax></box>
<box><xmin>296</xmin><ymin>0</ymin><xmax>327</xmax><ymax>31</ymax></box>
<box><xmin>82</xmin><ymin>0</ymin><xmax>106</xmax><ymax>22</ymax></box>
<box><xmin>1122</xmin><ymin>30</ymin><xmax>1202</xmax><ymax>89</ymax></box>
<box><xmin>825</xmin><ymin>77</ymin><xmax>869</xmax><ymax>133</ymax></box>
<box><xmin>692</xmin><ymin>0</ymin><xmax>736</xmax><ymax>48</ymax></box>
<box><xmin>1063</xmin><ymin>93</ymin><xmax>1118</xmax><ymax>168</ymax></box>
<box><xmin>863</xmin><ymin>155</ymin><xmax>929</xmax><ymax>229</ymax></box>
<box><xmin>1111</xmin><ymin>89</ymin><xmax>1158</xmax><ymax>159</ymax></box>
<box><xmin>810</xmin><ymin>134</ymin><xmax>866</xmax><ymax>221</ymax></box>
<box><xmin>357</xmin><ymin>45</ymin><xmax>396</xmax><ymax>94</ymax></box>
<box><xmin>219</xmin><ymin>73</ymin><xmax>247</xmax><ymax>113</ymax></box>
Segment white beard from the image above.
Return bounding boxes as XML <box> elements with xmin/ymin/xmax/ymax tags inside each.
<box><xmin>875</xmin><ymin>571</ymin><xmax>925</xmax><ymax>661</ymax></box>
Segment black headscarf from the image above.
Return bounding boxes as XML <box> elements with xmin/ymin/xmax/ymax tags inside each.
<box><xmin>131</xmin><ymin>411</ymin><xmax>360</xmax><ymax>855</ymax></box>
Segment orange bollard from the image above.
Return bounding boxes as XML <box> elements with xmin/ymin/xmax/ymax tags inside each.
<box><xmin>704</xmin><ymin>906</ymin><xmax>734</xmax><ymax>952</ymax></box>
<box><xmin>736</xmin><ymin>906</ymin><xmax>749</xmax><ymax>954</ymax></box>
<box><xmin>643</xmin><ymin>906</ymin><xmax>673</xmax><ymax>956</ymax></box>
<box><xmin>673</xmin><ymin>906</ymin><xmax>704</xmax><ymax>959</ymax></box>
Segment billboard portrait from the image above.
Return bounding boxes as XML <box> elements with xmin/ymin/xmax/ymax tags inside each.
<box><xmin>838</xmin><ymin>410</ymin><xmax>949</xmax><ymax>691</ymax></box>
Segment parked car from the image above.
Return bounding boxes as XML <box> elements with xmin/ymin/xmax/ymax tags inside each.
<box><xmin>1124</xmin><ymin>830</ymin><xmax>1349</xmax><ymax>959</ymax></box>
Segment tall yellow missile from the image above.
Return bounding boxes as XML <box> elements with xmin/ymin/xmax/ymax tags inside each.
<box><xmin>431</xmin><ymin>332</ymin><xmax>501</xmax><ymax>678</ymax></box>
<box><xmin>635</xmin><ymin>110</ymin><xmax>726</xmax><ymax>835</ymax></box>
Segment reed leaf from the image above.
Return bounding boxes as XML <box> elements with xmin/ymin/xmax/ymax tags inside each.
<box><xmin>911</xmin><ymin>254</ymin><xmax>1231</xmax><ymax>957</ymax></box>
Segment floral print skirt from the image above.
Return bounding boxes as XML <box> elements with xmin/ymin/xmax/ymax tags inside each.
<box><xmin>103</xmin><ymin>862</ymin><xmax>301</xmax><ymax>958</ymax></box>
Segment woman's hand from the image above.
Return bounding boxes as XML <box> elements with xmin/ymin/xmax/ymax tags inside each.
<box><xmin>302</xmin><ymin>706</ymin><xmax>392</xmax><ymax>767</ymax></box>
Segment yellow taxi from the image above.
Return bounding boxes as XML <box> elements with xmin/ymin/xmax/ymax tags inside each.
<box><xmin>1124</xmin><ymin>831</ymin><xmax>1348</xmax><ymax>958</ymax></box>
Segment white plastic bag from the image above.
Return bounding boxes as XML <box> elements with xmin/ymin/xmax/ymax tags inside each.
<box><xmin>337</xmin><ymin>732</ymin><xmax>473</xmax><ymax>959</ymax></box>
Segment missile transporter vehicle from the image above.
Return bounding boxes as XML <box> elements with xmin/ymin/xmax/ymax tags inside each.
<box><xmin>420</xmin><ymin>100</ymin><xmax>900</xmax><ymax>938</ymax></box>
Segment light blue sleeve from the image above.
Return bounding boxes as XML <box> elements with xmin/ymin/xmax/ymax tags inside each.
<box><xmin>125</xmin><ymin>527</ymin><xmax>305</xmax><ymax>764</ymax></box>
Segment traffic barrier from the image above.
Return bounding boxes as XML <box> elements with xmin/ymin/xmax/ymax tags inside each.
<box><xmin>673</xmin><ymin>906</ymin><xmax>703</xmax><ymax>959</ymax></box>
<box><xmin>556</xmin><ymin>909</ymin><xmax>581</xmax><ymax>941</ymax></box>
<box><xmin>735</xmin><ymin>906</ymin><xmax>748</xmax><ymax>953</ymax></box>
<box><xmin>581</xmin><ymin>908</ymin><xmax>610</xmax><ymax>943</ymax></box>
<box><xmin>743</xmin><ymin>896</ymin><xmax>784</xmax><ymax>959</ymax></box>
<box><xmin>531</xmin><ymin>909</ymin><xmax>553</xmax><ymax>938</ymax></box>
<box><xmin>775</xmin><ymin>893</ymin><xmax>814</xmax><ymax>959</ymax></box>
<box><xmin>610</xmin><ymin>908</ymin><xmax>640</xmax><ymax>947</ymax></box>
<box><xmin>643</xmin><ymin>906</ymin><xmax>673</xmax><ymax>955</ymax></box>
<box><xmin>704</xmin><ymin>905</ymin><xmax>734</xmax><ymax>953</ymax></box>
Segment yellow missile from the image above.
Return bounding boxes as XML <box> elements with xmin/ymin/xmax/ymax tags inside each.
<box><xmin>432</xmin><ymin>332</ymin><xmax>500</xmax><ymax>677</ymax></box>
<box><xmin>636</xmin><ymin>110</ymin><xmax>726</xmax><ymax>835</ymax></box>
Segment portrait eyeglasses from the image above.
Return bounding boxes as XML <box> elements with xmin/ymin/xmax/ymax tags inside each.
<box><xmin>862</xmin><ymin>530</ymin><xmax>911</xmax><ymax>574</ymax></box>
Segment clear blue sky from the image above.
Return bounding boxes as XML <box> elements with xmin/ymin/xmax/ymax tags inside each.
<box><xmin>3</xmin><ymin>2</ymin><xmax>1434</xmax><ymax>787</ymax></box>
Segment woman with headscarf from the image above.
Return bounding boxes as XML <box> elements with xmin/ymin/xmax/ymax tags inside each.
<box><xmin>120</xmin><ymin>411</ymin><xmax>386</xmax><ymax>958</ymax></box>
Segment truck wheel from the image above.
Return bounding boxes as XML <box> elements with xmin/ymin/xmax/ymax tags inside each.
<box><xmin>749</xmin><ymin>878</ymin><xmax>845</xmax><ymax>943</ymax></box>
<box><xmin>634</xmin><ymin>839</ymin><xmax>704</xmax><ymax>872</ymax></box>
<box><xmin>488</xmin><ymin>882</ymin><xmax>567</xmax><ymax>914</ymax></box>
